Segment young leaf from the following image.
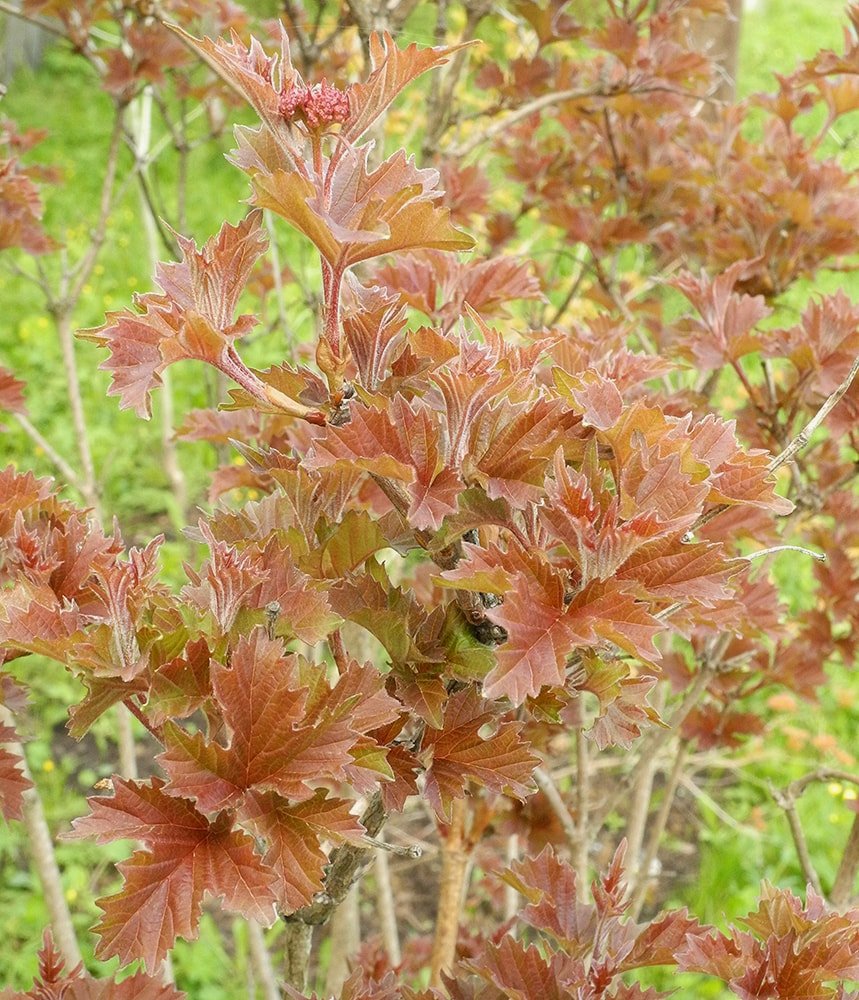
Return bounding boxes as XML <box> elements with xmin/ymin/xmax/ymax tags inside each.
<box><xmin>66</xmin><ymin>778</ymin><xmax>277</xmax><ymax>970</ymax></box>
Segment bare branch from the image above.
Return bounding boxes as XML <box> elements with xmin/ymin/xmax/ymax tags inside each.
<box><xmin>769</xmin><ymin>354</ymin><xmax>859</xmax><ymax>473</ymax></box>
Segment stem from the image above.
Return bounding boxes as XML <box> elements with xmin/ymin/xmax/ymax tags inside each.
<box><xmin>123</xmin><ymin>697</ymin><xmax>165</xmax><ymax>744</ymax></box>
<box><xmin>575</xmin><ymin>726</ymin><xmax>590</xmax><ymax>887</ymax></box>
<box><xmin>132</xmin><ymin>87</ymin><xmax>188</xmax><ymax>525</ymax></box>
<box><xmin>624</xmin><ymin>686</ymin><xmax>667</xmax><ymax>878</ymax></box>
<box><xmin>533</xmin><ymin>766</ymin><xmax>578</xmax><ymax>851</ymax></box>
<box><xmin>247</xmin><ymin>919</ymin><xmax>281</xmax><ymax>1000</ymax></box>
<box><xmin>0</xmin><ymin>718</ymin><xmax>82</xmax><ymax>968</ymax></box>
<box><xmin>55</xmin><ymin>310</ymin><xmax>99</xmax><ymax>517</ymax></box>
<box><xmin>831</xmin><ymin>812</ymin><xmax>859</xmax><ymax>907</ymax></box>
<box><xmin>115</xmin><ymin>704</ymin><xmax>138</xmax><ymax>779</ymax></box>
<box><xmin>429</xmin><ymin>797</ymin><xmax>469</xmax><ymax>988</ymax></box>
<box><xmin>629</xmin><ymin>740</ymin><xmax>687</xmax><ymax>919</ymax></box>
<box><xmin>13</xmin><ymin>413</ymin><xmax>85</xmax><ymax>494</ymax></box>
<box><xmin>769</xmin><ymin>353</ymin><xmax>859</xmax><ymax>472</ymax></box>
<box><xmin>323</xmin><ymin>883</ymin><xmax>360</xmax><ymax>996</ymax></box>
<box><xmin>374</xmin><ymin>833</ymin><xmax>402</xmax><ymax>966</ymax></box>
<box><xmin>282</xmin><ymin>920</ymin><xmax>312</xmax><ymax>992</ymax></box>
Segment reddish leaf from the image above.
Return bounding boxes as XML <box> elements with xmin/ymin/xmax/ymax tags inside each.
<box><xmin>243</xmin><ymin>789</ymin><xmax>364</xmax><ymax>911</ymax></box>
<box><xmin>671</xmin><ymin>261</ymin><xmax>772</xmax><ymax>369</ymax></box>
<box><xmin>66</xmin><ymin>778</ymin><xmax>277</xmax><ymax>969</ymax></box>
<box><xmin>80</xmin><ymin>212</ymin><xmax>267</xmax><ymax>418</ymax></box>
<box><xmin>554</xmin><ymin>367</ymin><xmax>623</xmax><ymax>430</ymax></box>
<box><xmin>421</xmin><ymin>688</ymin><xmax>537</xmax><ymax>820</ymax></box>
<box><xmin>307</xmin><ymin>398</ymin><xmax>462</xmax><ymax>530</ymax></box>
<box><xmin>157</xmin><ymin>629</ymin><xmax>356</xmax><ymax>812</ymax></box>
<box><xmin>0</xmin><ymin>723</ymin><xmax>31</xmax><ymax>820</ymax></box>
<box><xmin>0</xmin><ymin>367</ymin><xmax>26</xmax><ymax>416</ymax></box>
<box><xmin>0</xmin><ymin>930</ymin><xmax>186</xmax><ymax>999</ymax></box>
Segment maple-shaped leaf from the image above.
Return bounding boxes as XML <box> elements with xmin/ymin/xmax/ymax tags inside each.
<box><xmin>0</xmin><ymin>930</ymin><xmax>187</xmax><ymax>1000</ymax></box>
<box><xmin>677</xmin><ymin>883</ymin><xmax>859</xmax><ymax>997</ymax></box>
<box><xmin>773</xmin><ymin>290</ymin><xmax>859</xmax><ymax>403</ymax></box>
<box><xmin>588</xmin><ymin>674</ymin><xmax>664</xmax><ymax>751</ymax></box>
<box><xmin>306</xmin><ymin>398</ymin><xmax>462</xmax><ymax>530</ymax></box>
<box><xmin>65</xmin><ymin>777</ymin><xmax>277</xmax><ymax>970</ymax></box>
<box><xmin>554</xmin><ymin>367</ymin><xmax>623</xmax><ymax>431</ymax></box>
<box><xmin>542</xmin><ymin>453</ymin><xmax>664</xmax><ymax>586</ymax></box>
<box><xmin>342</xmin><ymin>32</ymin><xmax>477</xmax><ymax>146</ymax></box>
<box><xmin>0</xmin><ymin>723</ymin><xmax>31</xmax><ymax>820</ymax></box>
<box><xmin>615</xmin><ymin>536</ymin><xmax>738</xmax><ymax>607</ymax></box>
<box><xmin>448</xmin><ymin>542</ymin><xmax>661</xmax><ymax>704</ymax></box>
<box><xmin>243</xmin><ymin>789</ymin><xmax>364</xmax><ymax>911</ymax></box>
<box><xmin>373</xmin><ymin>250</ymin><xmax>542</xmax><ymax>332</ymax></box>
<box><xmin>146</xmin><ymin>638</ymin><xmax>213</xmax><ymax>728</ymax></box>
<box><xmin>342</xmin><ymin>279</ymin><xmax>409</xmax><ymax>393</ymax></box>
<box><xmin>0</xmin><ymin>367</ymin><xmax>26</xmax><ymax>417</ymax></box>
<box><xmin>80</xmin><ymin>212</ymin><xmax>267</xmax><ymax>418</ymax></box>
<box><xmin>465</xmin><ymin>394</ymin><xmax>575</xmax><ymax>508</ymax></box>
<box><xmin>229</xmin><ymin>114</ymin><xmax>473</xmax><ymax>270</ymax></box>
<box><xmin>671</xmin><ymin>260</ymin><xmax>772</xmax><ymax>369</ymax></box>
<box><xmin>157</xmin><ymin>629</ymin><xmax>356</xmax><ymax>813</ymax></box>
<box><xmin>465</xmin><ymin>935</ymin><xmax>585</xmax><ymax>998</ymax></box>
<box><xmin>421</xmin><ymin>688</ymin><xmax>537</xmax><ymax>820</ymax></box>
<box><xmin>500</xmin><ymin>847</ymin><xmax>596</xmax><ymax>958</ymax></box>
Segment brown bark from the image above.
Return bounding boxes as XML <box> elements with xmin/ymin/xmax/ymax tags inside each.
<box><xmin>429</xmin><ymin>797</ymin><xmax>469</xmax><ymax>988</ymax></box>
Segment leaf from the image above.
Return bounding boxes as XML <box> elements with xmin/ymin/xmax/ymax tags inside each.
<box><xmin>157</xmin><ymin>629</ymin><xmax>356</xmax><ymax>813</ymax></box>
<box><xmin>307</xmin><ymin>398</ymin><xmax>462</xmax><ymax>531</ymax></box>
<box><xmin>0</xmin><ymin>367</ymin><xmax>26</xmax><ymax>416</ymax></box>
<box><xmin>554</xmin><ymin>367</ymin><xmax>623</xmax><ymax>430</ymax></box>
<box><xmin>342</xmin><ymin>33</ymin><xmax>478</xmax><ymax>145</ymax></box>
<box><xmin>500</xmin><ymin>847</ymin><xmax>596</xmax><ymax>957</ymax></box>
<box><xmin>588</xmin><ymin>675</ymin><xmax>664</xmax><ymax>750</ymax></box>
<box><xmin>373</xmin><ymin>251</ymin><xmax>542</xmax><ymax>332</ymax></box>
<box><xmin>615</xmin><ymin>537</ymin><xmax>738</xmax><ymax>607</ymax></box>
<box><xmin>237</xmin><ymin>131</ymin><xmax>474</xmax><ymax>270</ymax></box>
<box><xmin>66</xmin><ymin>778</ymin><xmax>277</xmax><ymax>969</ymax></box>
<box><xmin>243</xmin><ymin>789</ymin><xmax>364</xmax><ymax>911</ymax></box>
<box><xmin>671</xmin><ymin>261</ymin><xmax>772</xmax><ymax>369</ymax></box>
<box><xmin>80</xmin><ymin>212</ymin><xmax>267</xmax><ymax>418</ymax></box>
<box><xmin>466</xmin><ymin>936</ymin><xmax>584</xmax><ymax>998</ymax></box>
<box><xmin>0</xmin><ymin>724</ymin><xmax>31</xmax><ymax>820</ymax></box>
<box><xmin>421</xmin><ymin>688</ymin><xmax>537</xmax><ymax>820</ymax></box>
<box><xmin>0</xmin><ymin>930</ymin><xmax>187</xmax><ymax>999</ymax></box>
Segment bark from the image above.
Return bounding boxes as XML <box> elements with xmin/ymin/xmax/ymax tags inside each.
<box><xmin>429</xmin><ymin>797</ymin><xmax>469</xmax><ymax>988</ymax></box>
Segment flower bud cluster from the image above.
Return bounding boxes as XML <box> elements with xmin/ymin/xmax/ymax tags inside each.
<box><xmin>279</xmin><ymin>79</ymin><xmax>350</xmax><ymax>130</ymax></box>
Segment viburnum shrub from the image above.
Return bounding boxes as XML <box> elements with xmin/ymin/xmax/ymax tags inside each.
<box><xmin>3</xmin><ymin>1</ymin><xmax>859</xmax><ymax>997</ymax></box>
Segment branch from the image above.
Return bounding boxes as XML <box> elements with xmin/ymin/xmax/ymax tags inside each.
<box><xmin>69</xmin><ymin>106</ymin><xmax>126</xmax><ymax>304</ymax></box>
<box><xmin>0</xmin><ymin>0</ymin><xmax>66</xmax><ymax>38</ymax></box>
<box><xmin>533</xmin><ymin>766</ymin><xmax>578</xmax><ymax>850</ymax></box>
<box><xmin>768</xmin><ymin>354</ymin><xmax>859</xmax><ymax>473</ymax></box>
<box><xmin>831</xmin><ymin>811</ymin><xmax>859</xmax><ymax>908</ymax></box>
<box><xmin>13</xmin><ymin>413</ymin><xmax>85</xmax><ymax>493</ymax></box>
<box><xmin>289</xmin><ymin>792</ymin><xmax>386</xmax><ymax>926</ymax></box>
<box><xmin>429</xmin><ymin>797</ymin><xmax>469</xmax><ymax>988</ymax></box>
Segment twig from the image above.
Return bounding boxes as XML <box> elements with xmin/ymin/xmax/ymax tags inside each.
<box><xmin>771</xmin><ymin>782</ymin><xmax>824</xmax><ymax>897</ymax></box>
<box><xmin>374</xmin><ymin>832</ymin><xmax>402</xmax><ymax>966</ymax></box>
<box><xmin>0</xmin><ymin>0</ymin><xmax>67</xmax><ymax>38</ymax></box>
<box><xmin>13</xmin><ymin>413</ymin><xmax>84</xmax><ymax>493</ymax></box>
<box><xmin>629</xmin><ymin>739</ymin><xmax>688</xmax><ymax>919</ymax></box>
<box><xmin>0</xmin><ymin>713</ymin><xmax>82</xmax><ymax>968</ymax></box>
<box><xmin>831</xmin><ymin>812</ymin><xmax>859</xmax><ymax>908</ymax></box>
<box><xmin>768</xmin><ymin>354</ymin><xmax>859</xmax><ymax>473</ymax></box>
<box><xmin>247</xmin><ymin>919</ymin><xmax>280</xmax><ymax>1000</ymax></box>
<box><xmin>742</xmin><ymin>545</ymin><xmax>824</xmax><ymax>563</ymax></box>
<box><xmin>533</xmin><ymin>766</ymin><xmax>578</xmax><ymax>850</ymax></box>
